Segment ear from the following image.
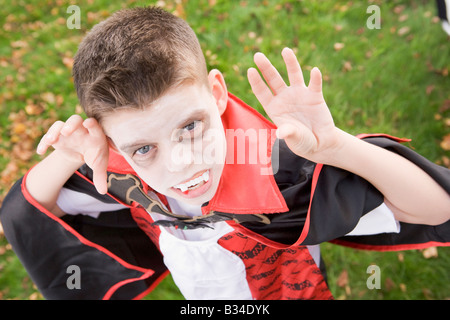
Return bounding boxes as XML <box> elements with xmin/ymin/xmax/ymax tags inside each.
<box><xmin>207</xmin><ymin>69</ymin><xmax>228</xmax><ymax>116</ymax></box>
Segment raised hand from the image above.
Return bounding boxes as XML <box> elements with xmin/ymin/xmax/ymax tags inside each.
<box><xmin>247</xmin><ymin>48</ymin><xmax>342</xmax><ymax>164</ymax></box>
<box><xmin>37</xmin><ymin>115</ymin><xmax>109</xmax><ymax>194</ymax></box>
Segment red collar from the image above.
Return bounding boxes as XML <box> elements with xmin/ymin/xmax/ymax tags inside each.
<box><xmin>202</xmin><ymin>93</ymin><xmax>288</xmax><ymax>215</ymax></box>
<box><xmin>107</xmin><ymin>93</ymin><xmax>288</xmax><ymax>215</ymax></box>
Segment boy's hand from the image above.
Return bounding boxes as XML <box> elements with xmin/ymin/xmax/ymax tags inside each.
<box><xmin>37</xmin><ymin>115</ymin><xmax>109</xmax><ymax>194</ymax></box>
<box><xmin>247</xmin><ymin>48</ymin><xmax>342</xmax><ymax>164</ymax></box>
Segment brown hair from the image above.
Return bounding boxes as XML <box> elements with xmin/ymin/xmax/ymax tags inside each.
<box><xmin>73</xmin><ymin>6</ymin><xmax>208</xmax><ymax>122</ymax></box>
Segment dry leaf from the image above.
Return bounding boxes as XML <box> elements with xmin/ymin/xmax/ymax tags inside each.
<box><xmin>337</xmin><ymin>269</ymin><xmax>348</xmax><ymax>287</ymax></box>
<box><xmin>41</xmin><ymin>92</ymin><xmax>56</xmax><ymax>105</ymax></box>
<box><xmin>25</xmin><ymin>103</ymin><xmax>44</xmax><ymax>116</ymax></box>
<box><xmin>441</xmin><ymin>156</ymin><xmax>450</xmax><ymax>168</ymax></box>
<box><xmin>440</xmin><ymin>134</ymin><xmax>450</xmax><ymax>151</ymax></box>
<box><xmin>393</xmin><ymin>5</ymin><xmax>406</xmax><ymax>14</ymax></box>
<box><xmin>342</xmin><ymin>61</ymin><xmax>352</xmax><ymax>72</ymax></box>
<box><xmin>422</xmin><ymin>246</ymin><xmax>438</xmax><ymax>259</ymax></box>
<box><xmin>398</xmin><ymin>26</ymin><xmax>410</xmax><ymax>36</ymax></box>
<box><xmin>398</xmin><ymin>14</ymin><xmax>408</xmax><ymax>22</ymax></box>
<box><xmin>385</xmin><ymin>277</ymin><xmax>396</xmax><ymax>291</ymax></box>
<box><xmin>422</xmin><ymin>288</ymin><xmax>433</xmax><ymax>300</ymax></box>
<box><xmin>440</xmin><ymin>100</ymin><xmax>450</xmax><ymax>113</ymax></box>
<box><xmin>399</xmin><ymin>283</ymin><xmax>407</xmax><ymax>292</ymax></box>
<box><xmin>62</xmin><ymin>56</ymin><xmax>74</xmax><ymax>69</ymax></box>
<box><xmin>444</xmin><ymin>118</ymin><xmax>450</xmax><ymax>127</ymax></box>
<box><xmin>12</xmin><ymin>123</ymin><xmax>27</xmax><ymax>135</ymax></box>
<box><xmin>334</xmin><ymin>42</ymin><xmax>345</xmax><ymax>51</ymax></box>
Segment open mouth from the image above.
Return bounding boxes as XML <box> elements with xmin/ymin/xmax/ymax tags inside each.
<box><xmin>172</xmin><ymin>170</ymin><xmax>211</xmax><ymax>195</ymax></box>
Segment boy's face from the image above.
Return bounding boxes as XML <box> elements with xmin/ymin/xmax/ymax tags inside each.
<box><xmin>102</xmin><ymin>81</ymin><xmax>227</xmax><ymax>206</ymax></box>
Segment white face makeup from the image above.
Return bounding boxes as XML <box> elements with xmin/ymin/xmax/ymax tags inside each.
<box><xmin>102</xmin><ymin>83</ymin><xmax>227</xmax><ymax>206</ymax></box>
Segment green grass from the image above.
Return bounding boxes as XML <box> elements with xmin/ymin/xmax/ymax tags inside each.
<box><xmin>0</xmin><ymin>0</ymin><xmax>449</xmax><ymax>300</ymax></box>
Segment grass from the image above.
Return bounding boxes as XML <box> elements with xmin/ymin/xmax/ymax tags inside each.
<box><xmin>0</xmin><ymin>0</ymin><xmax>449</xmax><ymax>300</ymax></box>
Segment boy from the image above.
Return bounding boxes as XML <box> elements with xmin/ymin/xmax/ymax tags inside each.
<box><xmin>1</xmin><ymin>6</ymin><xmax>449</xmax><ymax>300</ymax></box>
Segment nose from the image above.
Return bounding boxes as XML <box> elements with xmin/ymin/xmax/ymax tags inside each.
<box><xmin>163</xmin><ymin>141</ymin><xmax>195</xmax><ymax>173</ymax></box>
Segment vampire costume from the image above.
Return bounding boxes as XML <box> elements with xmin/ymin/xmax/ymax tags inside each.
<box><xmin>1</xmin><ymin>93</ymin><xmax>449</xmax><ymax>299</ymax></box>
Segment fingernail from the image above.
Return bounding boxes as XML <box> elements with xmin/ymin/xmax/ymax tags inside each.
<box><xmin>37</xmin><ymin>144</ymin><xmax>44</xmax><ymax>154</ymax></box>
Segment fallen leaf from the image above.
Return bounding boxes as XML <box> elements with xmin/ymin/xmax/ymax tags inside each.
<box><xmin>334</xmin><ymin>42</ymin><xmax>345</xmax><ymax>51</ymax></box>
<box><xmin>29</xmin><ymin>292</ymin><xmax>41</xmax><ymax>300</ymax></box>
<box><xmin>25</xmin><ymin>103</ymin><xmax>44</xmax><ymax>116</ymax></box>
<box><xmin>422</xmin><ymin>246</ymin><xmax>438</xmax><ymax>259</ymax></box>
<box><xmin>441</xmin><ymin>156</ymin><xmax>450</xmax><ymax>168</ymax></box>
<box><xmin>422</xmin><ymin>288</ymin><xmax>433</xmax><ymax>300</ymax></box>
<box><xmin>398</xmin><ymin>14</ymin><xmax>409</xmax><ymax>22</ymax></box>
<box><xmin>393</xmin><ymin>5</ymin><xmax>406</xmax><ymax>14</ymax></box>
<box><xmin>385</xmin><ymin>278</ymin><xmax>396</xmax><ymax>291</ymax></box>
<box><xmin>444</xmin><ymin>118</ymin><xmax>450</xmax><ymax>127</ymax></box>
<box><xmin>40</xmin><ymin>92</ymin><xmax>56</xmax><ymax>105</ymax></box>
<box><xmin>342</xmin><ymin>61</ymin><xmax>352</xmax><ymax>72</ymax></box>
<box><xmin>398</xmin><ymin>26</ymin><xmax>410</xmax><ymax>36</ymax></box>
<box><xmin>62</xmin><ymin>56</ymin><xmax>74</xmax><ymax>69</ymax></box>
<box><xmin>426</xmin><ymin>85</ymin><xmax>435</xmax><ymax>95</ymax></box>
<box><xmin>173</xmin><ymin>2</ymin><xmax>186</xmax><ymax>19</ymax></box>
<box><xmin>440</xmin><ymin>100</ymin><xmax>450</xmax><ymax>113</ymax></box>
<box><xmin>12</xmin><ymin>123</ymin><xmax>27</xmax><ymax>135</ymax></box>
<box><xmin>337</xmin><ymin>269</ymin><xmax>348</xmax><ymax>287</ymax></box>
<box><xmin>10</xmin><ymin>40</ymin><xmax>28</xmax><ymax>49</ymax></box>
<box><xmin>440</xmin><ymin>134</ymin><xmax>450</xmax><ymax>151</ymax></box>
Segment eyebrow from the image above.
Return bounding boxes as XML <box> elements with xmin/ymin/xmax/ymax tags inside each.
<box><xmin>119</xmin><ymin>140</ymin><xmax>154</xmax><ymax>155</ymax></box>
<box><xmin>118</xmin><ymin>109</ymin><xmax>209</xmax><ymax>154</ymax></box>
<box><xmin>175</xmin><ymin>109</ymin><xmax>208</xmax><ymax>128</ymax></box>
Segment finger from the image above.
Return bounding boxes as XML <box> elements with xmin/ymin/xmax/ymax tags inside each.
<box><xmin>84</xmin><ymin>118</ymin><xmax>109</xmax><ymax>194</ymax></box>
<box><xmin>83</xmin><ymin>118</ymin><xmax>106</xmax><ymax>139</ymax></box>
<box><xmin>308</xmin><ymin>67</ymin><xmax>322</xmax><ymax>93</ymax></box>
<box><xmin>92</xmin><ymin>163</ymin><xmax>109</xmax><ymax>195</ymax></box>
<box><xmin>37</xmin><ymin>121</ymin><xmax>64</xmax><ymax>154</ymax></box>
<box><xmin>276</xmin><ymin>122</ymin><xmax>316</xmax><ymax>156</ymax></box>
<box><xmin>87</xmin><ymin>147</ymin><xmax>109</xmax><ymax>195</ymax></box>
<box><xmin>281</xmin><ymin>47</ymin><xmax>305</xmax><ymax>87</ymax></box>
<box><xmin>61</xmin><ymin>114</ymin><xmax>84</xmax><ymax>136</ymax></box>
<box><xmin>247</xmin><ymin>67</ymin><xmax>273</xmax><ymax>107</ymax></box>
<box><xmin>253</xmin><ymin>52</ymin><xmax>287</xmax><ymax>94</ymax></box>
<box><xmin>276</xmin><ymin>123</ymin><xmax>297</xmax><ymax>141</ymax></box>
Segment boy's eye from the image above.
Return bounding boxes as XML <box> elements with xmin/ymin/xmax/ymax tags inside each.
<box><xmin>135</xmin><ymin>145</ymin><xmax>153</xmax><ymax>155</ymax></box>
<box><xmin>183</xmin><ymin>121</ymin><xmax>198</xmax><ymax>131</ymax></box>
<box><xmin>178</xmin><ymin>120</ymin><xmax>203</xmax><ymax>141</ymax></box>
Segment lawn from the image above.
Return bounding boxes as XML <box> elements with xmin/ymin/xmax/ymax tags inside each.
<box><xmin>0</xmin><ymin>0</ymin><xmax>449</xmax><ymax>300</ymax></box>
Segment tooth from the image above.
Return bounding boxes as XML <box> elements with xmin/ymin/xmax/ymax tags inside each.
<box><xmin>174</xmin><ymin>170</ymin><xmax>210</xmax><ymax>192</ymax></box>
